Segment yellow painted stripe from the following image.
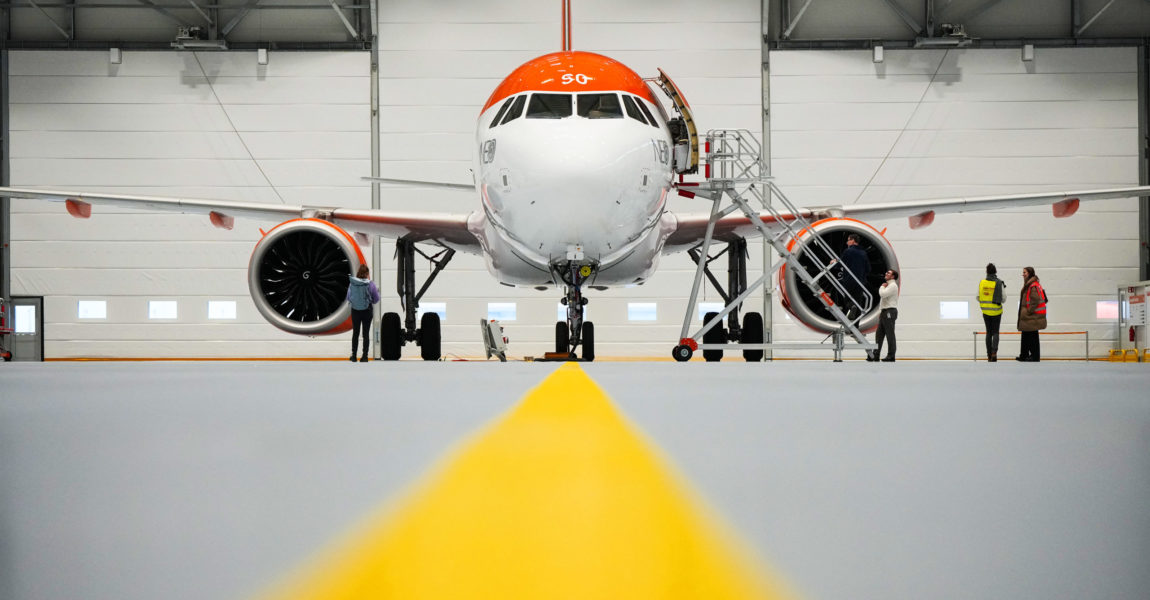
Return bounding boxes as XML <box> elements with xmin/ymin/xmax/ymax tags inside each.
<box><xmin>262</xmin><ymin>362</ymin><xmax>795</xmax><ymax>600</ymax></box>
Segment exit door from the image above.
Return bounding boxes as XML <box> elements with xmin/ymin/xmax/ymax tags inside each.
<box><xmin>10</xmin><ymin>296</ymin><xmax>43</xmax><ymax>361</ymax></box>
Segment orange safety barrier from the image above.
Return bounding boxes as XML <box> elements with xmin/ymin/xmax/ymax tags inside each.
<box><xmin>972</xmin><ymin>330</ymin><xmax>1089</xmax><ymax>361</ymax></box>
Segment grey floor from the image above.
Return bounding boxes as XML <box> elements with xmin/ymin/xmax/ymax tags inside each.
<box><xmin>1</xmin><ymin>360</ymin><xmax>1148</xmax><ymax>600</ymax></box>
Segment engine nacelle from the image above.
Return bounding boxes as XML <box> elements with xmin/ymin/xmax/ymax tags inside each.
<box><xmin>777</xmin><ymin>218</ymin><xmax>899</xmax><ymax>334</ymax></box>
<box><xmin>248</xmin><ymin>218</ymin><xmax>365</xmax><ymax>336</ymax></box>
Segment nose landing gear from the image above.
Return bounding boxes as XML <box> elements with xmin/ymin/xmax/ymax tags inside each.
<box><xmin>553</xmin><ymin>262</ymin><xmax>596</xmax><ymax>361</ymax></box>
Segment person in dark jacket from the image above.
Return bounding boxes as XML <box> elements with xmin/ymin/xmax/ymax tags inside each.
<box><xmin>347</xmin><ymin>263</ymin><xmax>381</xmax><ymax>362</ymax></box>
<box><xmin>1016</xmin><ymin>266</ymin><xmax>1047</xmax><ymax>362</ymax></box>
<box><xmin>838</xmin><ymin>233</ymin><xmax>870</xmax><ymax>320</ymax></box>
<box><xmin>977</xmin><ymin>263</ymin><xmax>1006</xmax><ymax>362</ymax></box>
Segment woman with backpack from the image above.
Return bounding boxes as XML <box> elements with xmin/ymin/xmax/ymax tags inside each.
<box><xmin>1016</xmin><ymin>266</ymin><xmax>1047</xmax><ymax>362</ymax></box>
<box><xmin>347</xmin><ymin>264</ymin><xmax>381</xmax><ymax>362</ymax></box>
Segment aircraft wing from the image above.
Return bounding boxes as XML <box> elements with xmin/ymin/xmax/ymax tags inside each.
<box><xmin>664</xmin><ymin>185</ymin><xmax>1150</xmax><ymax>250</ymax></box>
<box><xmin>0</xmin><ymin>187</ymin><xmax>482</xmax><ymax>249</ymax></box>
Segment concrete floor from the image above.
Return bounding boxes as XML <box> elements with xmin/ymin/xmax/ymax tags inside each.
<box><xmin>1</xmin><ymin>360</ymin><xmax>1148</xmax><ymax>600</ymax></box>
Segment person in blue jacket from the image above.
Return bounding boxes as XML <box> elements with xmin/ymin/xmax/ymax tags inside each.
<box><xmin>347</xmin><ymin>264</ymin><xmax>380</xmax><ymax>362</ymax></box>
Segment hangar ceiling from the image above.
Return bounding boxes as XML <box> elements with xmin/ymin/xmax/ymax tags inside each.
<box><xmin>0</xmin><ymin>0</ymin><xmax>374</xmax><ymax>48</ymax></box>
<box><xmin>0</xmin><ymin>0</ymin><xmax>1145</xmax><ymax>49</ymax></box>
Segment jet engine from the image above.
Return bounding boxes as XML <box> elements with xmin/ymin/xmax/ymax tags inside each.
<box><xmin>247</xmin><ymin>218</ymin><xmax>365</xmax><ymax>335</ymax></box>
<box><xmin>777</xmin><ymin>218</ymin><xmax>899</xmax><ymax>334</ymax></box>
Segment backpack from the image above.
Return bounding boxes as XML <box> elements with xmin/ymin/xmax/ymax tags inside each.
<box><xmin>348</xmin><ymin>279</ymin><xmax>373</xmax><ymax>310</ymax></box>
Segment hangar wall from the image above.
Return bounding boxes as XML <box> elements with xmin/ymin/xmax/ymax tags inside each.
<box><xmin>766</xmin><ymin>47</ymin><xmax>1141</xmax><ymax>358</ymax></box>
<box><xmin>8</xmin><ymin>51</ymin><xmax>371</xmax><ymax>358</ymax></box>
<box><xmin>4</xmin><ymin>0</ymin><xmax>1142</xmax><ymax>359</ymax></box>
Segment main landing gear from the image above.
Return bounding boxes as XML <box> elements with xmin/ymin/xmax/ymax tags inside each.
<box><xmin>553</xmin><ymin>262</ymin><xmax>596</xmax><ymax>361</ymax></box>
<box><xmin>379</xmin><ymin>237</ymin><xmax>454</xmax><ymax>361</ymax></box>
<box><xmin>672</xmin><ymin>237</ymin><xmax>764</xmax><ymax>362</ymax></box>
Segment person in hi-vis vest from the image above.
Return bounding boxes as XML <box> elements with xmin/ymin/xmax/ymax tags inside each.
<box><xmin>977</xmin><ymin>263</ymin><xmax>1006</xmax><ymax>362</ymax></box>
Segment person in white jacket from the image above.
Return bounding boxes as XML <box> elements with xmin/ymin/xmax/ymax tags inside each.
<box><xmin>867</xmin><ymin>270</ymin><xmax>899</xmax><ymax>362</ymax></box>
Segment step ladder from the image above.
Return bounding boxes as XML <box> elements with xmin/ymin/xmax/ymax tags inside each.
<box><xmin>675</xmin><ymin>129</ymin><xmax>876</xmax><ymax>361</ymax></box>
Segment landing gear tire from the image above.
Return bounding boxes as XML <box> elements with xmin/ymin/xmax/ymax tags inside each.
<box><xmin>672</xmin><ymin>345</ymin><xmax>693</xmax><ymax>362</ymax></box>
<box><xmin>581</xmin><ymin>321</ymin><xmax>595</xmax><ymax>362</ymax></box>
<box><xmin>740</xmin><ymin>312</ymin><xmax>764</xmax><ymax>362</ymax></box>
<box><xmin>419</xmin><ymin>312</ymin><xmax>441</xmax><ymax>361</ymax></box>
<box><xmin>702</xmin><ymin>311</ymin><xmax>725</xmax><ymax>362</ymax></box>
<box><xmin>555</xmin><ymin>321</ymin><xmax>569</xmax><ymax>355</ymax></box>
<box><xmin>380</xmin><ymin>312</ymin><xmax>403</xmax><ymax>361</ymax></box>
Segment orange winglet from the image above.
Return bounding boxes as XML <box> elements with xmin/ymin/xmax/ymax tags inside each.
<box><xmin>908</xmin><ymin>210</ymin><xmax>935</xmax><ymax>230</ymax></box>
<box><xmin>1052</xmin><ymin>197</ymin><xmax>1079</xmax><ymax>218</ymax></box>
<box><xmin>209</xmin><ymin>211</ymin><xmax>235</xmax><ymax>230</ymax></box>
<box><xmin>65</xmin><ymin>199</ymin><xmax>91</xmax><ymax>219</ymax></box>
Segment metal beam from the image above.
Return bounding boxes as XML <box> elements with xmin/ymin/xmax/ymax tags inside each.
<box><xmin>327</xmin><ymin>0</ymin><xmax>356</xmax><ymax>39</ymax></box>
<box><xmin>924</xmin><ymin>0</ymin><xmax>935</xmax><ymax>37</ymax></box>
<box><xmin>186</xmin><ymin>0</ymin><xmax>212</xmax><ymax>25</ymax></box>
<box><xmin>221</xmin><ymin>0</ymin><xmax>260</xmax><ymax>37</ymax></box>
<box><xmin>25</xmin><ymin>0</ymin><xmax>69</xmax><ymax>39</ymax></box>
<box><xmin>1138</xmin><ymin>42</ymin><xmax>1149</xmax><ymax>279</ymax></box>
<box><xmin>136</xmin><ymin>0</ymin><xmax>190</xmax><ymax>27</ymax></box>
<box><xmin>882</xmin><ymin>0</ymin><xmax>923</xmax><ymax>35</ymax></box>
<box><xmin>1</xmin><ymin>50</ymin><xmax>10</xmax><ymax>338</ymax></box>
<box><xmin>948</xmin><ymin>0</ymin><xmax>1006</xmax><ymax>25</ymax></box>
<box><xmin>761</xmin><ymin>0</ymin><xmax>774</xmax><ymax>359</ymax></box>
<box><xmin>1075</xmin><ymin>0</ymin><xmax>1117</xmax><ymax>37</ymax></box>
<box><xmin>781</xmin><ymin>0</ymin><xmax>813</xmax><ymax>40</ymax></box>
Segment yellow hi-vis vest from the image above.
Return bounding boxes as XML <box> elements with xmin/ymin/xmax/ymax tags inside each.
<box><xmin>979</xmin><ymin>279</ymin><xmax>1003</xmax><ymax>316</ymax></box>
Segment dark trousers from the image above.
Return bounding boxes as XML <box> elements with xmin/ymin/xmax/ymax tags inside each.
<box><xmin>351</xmin><ymin>308</ymin><xmax>372</xmax><ymax>358</ymax></box>
<box><xmin>875</xmin><ymin>308</ymin><xmax>897</xmax><ymax>358</ymax></box>
<box><xmin>982</xmin><ymin>313</ymin><xmax>1002</xmax><ymax>357</ymax></box>
<box><xmin>1020</xmin><ymin>330</ymin><xmax>1040</xmax><ymax>361</ymax></box>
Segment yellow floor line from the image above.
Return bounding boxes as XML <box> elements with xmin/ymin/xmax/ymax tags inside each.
<box><xmin>261</xmin><ymin>362</ymin><xmax>796</xmax><ymax>600</ymax></box>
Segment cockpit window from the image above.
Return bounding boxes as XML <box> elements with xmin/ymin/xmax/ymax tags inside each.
<box><xmin>500</xmin><ymin>95</ymin><xmax>527</xmax><ymax>125</ymax></box>
<box><xmin>489</xmin><ymin>96</ymin><xmax>515</xmax><ymax>128</ymax></box>
<box><xmin>621</xmin><ymin>95</ymin><xmax>648</xmax><ymax>125</ymax></box>
<box><xmin>526</xmin><ymin>94</ymin><xmax>573</xmax><ymax>119</ymax></box>
<box><xmin>577</xmin><ymin>93</ymin><xmax>623</xmax><ymax>119</ymax></box>
<box><xmin>633</xmin><ymin>96</ymin><xmax>660</xmax><ymax>128</ymax></box>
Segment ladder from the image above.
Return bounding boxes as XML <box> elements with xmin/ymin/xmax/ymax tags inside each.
<box><xmin>675</xmin><ymin>129</ymin><xmax>876</xmax><ymax>361</ymax></box>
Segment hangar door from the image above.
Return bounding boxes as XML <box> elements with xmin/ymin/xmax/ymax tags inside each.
<box><xmin>9</xmin><ymin>296</ymin><xmax>43</xmax><ymax>361</ymax></box>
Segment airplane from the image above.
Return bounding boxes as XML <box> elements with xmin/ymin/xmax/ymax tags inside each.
<box><xmin>2</xmin><ymin>46</ymin><xmax>1149</xmax><ymax>362</ymax></box>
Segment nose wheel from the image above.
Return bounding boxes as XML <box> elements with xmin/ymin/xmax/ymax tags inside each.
<box><xmin>553</xmin><ymin>262</ymin><xmax>596</xmax><ymax>361</ymax></box>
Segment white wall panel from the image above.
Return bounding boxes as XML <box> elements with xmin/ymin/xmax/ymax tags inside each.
<box><xmin>222</xmin><ymin>105</ymin><xmax>367</xmax><ymax>132</ymax></box>
<box><xmin>10</xmin><ymin>104</ymin><xmax>235</xmax><ymax>131</ymax></box>
<box><xmin>10</xmin><ymin>131</ymin><xmax>254</xmax><ymax>159</ymax></box>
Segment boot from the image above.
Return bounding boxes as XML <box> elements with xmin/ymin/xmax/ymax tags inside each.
<box><xmin>988</xmin><ymin>352</ymin><xmax>996</xmax><ymax>362</ymax></box>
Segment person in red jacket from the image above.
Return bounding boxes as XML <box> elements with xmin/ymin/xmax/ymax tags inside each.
<box><xmin>1016</xmin><ymin>266</ymin><xmax>1047</xmax><ymax>362</ymax></box>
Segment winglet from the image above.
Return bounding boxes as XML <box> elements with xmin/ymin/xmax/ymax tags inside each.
<box><xmin>65</xmin><ymin>199</ymin><xmax>91</xmax><ymax>219</ymax></box>
<box><xmin>209</xmin><ymin>211</ymin><xmax>235</xmax><ymax>230</ymax></box>
<box><xmin>908</xmin><ymin>210</ymin><xmax>935</xmax><ymax>230</ymax></box>
<box><xmin>1052</xmin><ymin>197</ymin><xmax>1079</xmax><ymax>218</ymax></box>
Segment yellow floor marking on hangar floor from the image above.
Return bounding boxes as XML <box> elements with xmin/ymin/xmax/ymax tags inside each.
<box><xmin>263</xmin><ymin>362</ymin><xmax>795</xmax><ymax>600</ymax></box>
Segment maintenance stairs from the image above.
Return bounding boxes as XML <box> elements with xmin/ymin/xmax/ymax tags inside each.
<box><xmin>673</xmin><ymin>129</ymin><xmax>877</xmax><ymax>362</ymax></box>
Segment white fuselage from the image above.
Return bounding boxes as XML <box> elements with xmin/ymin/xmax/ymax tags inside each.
<box><xmin>468</xmin><ymin>93</ymin><xmax>677</xmax><ymax>287</ymax></box>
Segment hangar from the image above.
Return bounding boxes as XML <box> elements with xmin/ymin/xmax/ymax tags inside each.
<box><xmin>2</xmin><ymin>2</ymin><xmax>1150</xmax><ymax>600</ymax></box>
<box><xmin>0</xmin><ymin>0</ymin><xmax>1147</xmax><ymax>361</ymax></box>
